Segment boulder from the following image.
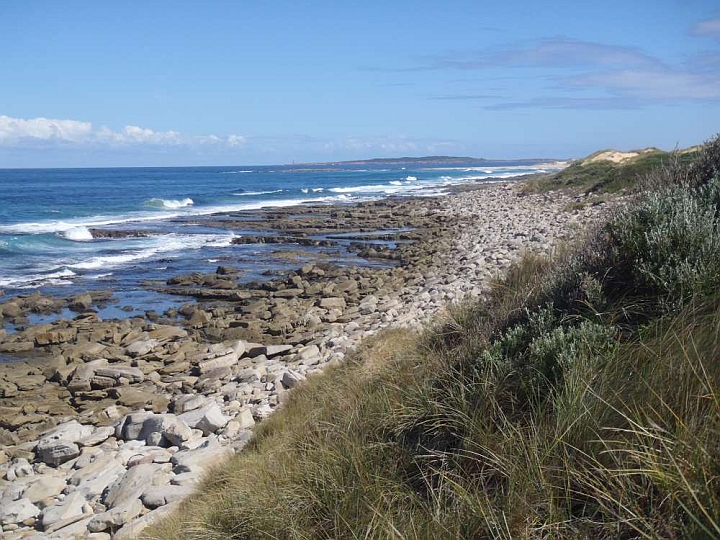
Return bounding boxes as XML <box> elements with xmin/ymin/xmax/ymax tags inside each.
<box><xmin>23</xmin><ymin>474</ymin><xmax>66</xmax><ymax>503</ymax></box>
<box><xmin>94</xmin><ymin>365</ymin><xmax>145</xmax><ymax>383</ymax></box>
<box><xmin>5</xmin><ymin>457</ymin><xmax>34</xmax><ymax>481</ymax></box>
<box><xmin>103</xmin><ymin>463</ymin><xmax>158</xmax><ymax>508</ymax></box>
<box><xmin>124</xmin><ymin>339</ymin><xmax>158</xmax><ymax>357</ymax></box>
<box><xmin>36</xmin><ymin>439</ymin><xmax>80</xmax><ymax>467</ymax></box>
<box><xmin>297</xmin><ymin>344</ymin><xmax>320</xmax><ymax>361</ymax></box>
<box><xmin>198</xmin><ymin>351</ymin><xmax>238</xmax><ymax>373</ymax></box>
<box><xmin>76</xmin><ymin>425</ymin><xmax>115</xmax><ymax>447</ymax></box>
<box><xmin>234</xmin><ymin>409</ymin><xmax>255</xmax><ymax>429</ymax></box>
<box><xmin>171</xmin><ymin>439</ymin><xmax>233</xmax><ymax>474</ymax></box>
<box><xmin>34</xmin><ymin>328</ymin><xmax>77</xmax><ymax>346</ymax></box>
<box><xmin>141</xmin><ymin>485</ymin><xmax>192</xmax><ymax>508</ymax></box>
<box><xmin>68</xmin><ymin>453</ymin><xmax>126</xmax><ymax>500</ymax></box>
<box><xmin>88</xmin><ymin>498</ymin><xmax>143</xmax><ymax>533</ymax></box>
<box><xmin>116</xmin><ymin>413</ymin><xmax>192</xmax><ymax>446</ymax></box>
<box><xmin>113</xmin><ymin>501</ymin><xmax>180</xmax><ymax>540</ymax></box>
<box><xmin>69</xmin><ymin>293</ymin><xmax>93</xmax><ymax>311</ymax></box>
<box><xmin>40</xmin><ymin>491</ymin><xmax>87</xmax><ymax>531</ymax></box>
<box><xmin>280</xmin><ymin>370</ymin><xmax>305</xmax><ymax>390</ymax></box>
<box><xmin>172</xmin><ymin>394</ymin><xmax>209</xmax><ymax>414</ymax></box>
<box><xmin>179</xmin><ymin>404</ymin><xmax>229</xmax><ymax>435</ymax></box>
<box><xmin>147</xmin><ymin>326</ymin><xmax>188</xmax><ymax>342</ymax></box>
<box><xmin>264</xmin><ymin>344</ymin><xmax>293</xmax><ymax>358</ymax></box>
<box><xmin>318</xmin><ymin>297</ymin><xmax>346</xmax><ymax>310</ymax></box>
<box><xmin>0</xmin><ymin>497</ymin><xmax>40</xmax><ymax>526</ymax></box>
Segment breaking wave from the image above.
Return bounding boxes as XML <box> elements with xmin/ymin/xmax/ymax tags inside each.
<box><xmin>144</xmin><ymin>197</ymin><xmax>194</xmax><ymax>209</ymax></box>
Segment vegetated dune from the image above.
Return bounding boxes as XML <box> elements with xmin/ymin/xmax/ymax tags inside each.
<box><xmin>582</xmin><ymin>147</ymin><xmax>661</xmax><ymax>165</ymax></box>
<box><xmin>146</xmin><ymin>136</ymin><xmax>720</xmax><ymax>540</ymax></box>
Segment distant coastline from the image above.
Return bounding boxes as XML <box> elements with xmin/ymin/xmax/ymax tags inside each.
<box><xmin>294</xmin><ymin>155</ymin><xmax>567</xmax><ymax>166</ymax></box>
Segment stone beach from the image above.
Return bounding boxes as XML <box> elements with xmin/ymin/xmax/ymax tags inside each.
<box><xmin>0</xmin><ymin>181</ymin><xmax>621</xmax><ymax>539</ymax></box>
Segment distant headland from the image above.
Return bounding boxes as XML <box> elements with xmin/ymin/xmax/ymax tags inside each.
<box><xmin>295</xmin><ymin>156</ymin><xmax>563</xmax><ymax>166</ymax></box>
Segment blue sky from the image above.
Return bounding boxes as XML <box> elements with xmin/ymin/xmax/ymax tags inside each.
<box><xmin>1</xmin><ymin>0</ymin><xmax>719</xmax><ymax>167</ymax></box>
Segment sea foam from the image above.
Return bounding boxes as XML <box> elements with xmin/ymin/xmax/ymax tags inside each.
<box><xmin>61</xmin><ymin>226</ymin><xmax>94</xmax><ymax>242</ymax></box>
<box><xmin>145</xmin><ymin>197</ymin><xmax>194</xmax><ymax>209</ymax></box>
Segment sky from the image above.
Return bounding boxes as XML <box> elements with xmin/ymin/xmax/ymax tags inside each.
<box><xmin>0</xmin><ymin>0</ymin><xmax>719</xmax><ymax>167</ymax></box>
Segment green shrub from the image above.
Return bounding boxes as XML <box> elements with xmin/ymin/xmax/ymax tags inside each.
<box><xmin>607</xmin><ymin>175</ymin><xmax>720</xmax><ymax>309</ymax></box>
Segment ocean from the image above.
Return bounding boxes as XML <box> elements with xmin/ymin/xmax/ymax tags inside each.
<box><xmin>0</xmin><ymin>161</ymin><xmax>561</xmax><ymax>320</ymax></box>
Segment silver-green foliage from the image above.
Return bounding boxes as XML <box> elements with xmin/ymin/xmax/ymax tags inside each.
<box><xmin>608</xmin><ymin>175</ymin><xmax>720</xmax><ymax>307</ymax></box>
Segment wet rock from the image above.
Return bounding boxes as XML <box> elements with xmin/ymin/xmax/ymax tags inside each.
<box><xmin>69</xmin><ymin>293</ymin><xmax>93</xmax><ymax>311</ymax></box>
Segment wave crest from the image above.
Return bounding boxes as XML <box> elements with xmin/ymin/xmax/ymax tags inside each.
<box><xmin>145</xmin><ymin>197</ymin><xmax>194</xmax><ymax>209</ymax></box>
<box><xmin>61</xmin><ymin>226</ymin><xmax>94</xmax><ymax>242</ymax></box>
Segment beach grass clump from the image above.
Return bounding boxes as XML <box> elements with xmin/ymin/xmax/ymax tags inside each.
<box><xmin>145</xmin><ymin>136</ymin><xmax>720</xmax><ymax>540</ymax></box>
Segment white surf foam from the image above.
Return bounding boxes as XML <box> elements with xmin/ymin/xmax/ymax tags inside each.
<box><xmin>145</xmin><ymin>197</ymin><xmax>194</xmax><ymax>209</ymax></box>
<box><xmin>67</xmin><ymin>233</ymin><xmax>235</xmax><ymax>271</ymax></box>
<box><xmin>0</xmin><ymin>268</ymin><xmax>77</xmax><ymax>288</ymax></box>
<box><xmin>60</xmin><ymin>226</ymin><xmax>94</xmax><ymax>242</ymax></box>
<box><xmin>405</xmin><ymin>175</ymin><xmax>418</xmax><ymax>181</ymax></box>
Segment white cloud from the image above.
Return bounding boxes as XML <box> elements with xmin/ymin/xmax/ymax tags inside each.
<box><xmin>692</xmin><ymin>18</ymin><xmax>720</xmax><ymax>39</ymax></box>
<box><xmin>0</xmin><ymin>114</ymin><xmax>245</xmax><ymax>149</ymax></box>
<box><xmin>122</xmin><ymin>125</ymin><xmax>182</xmax><ymax>144</ymax></box>
<box><xmin>568</xmin><ymin>68</ymin><xmax>720</xmax><ymax>100</ymax></box>
<box><xmin>227</xmin><ymin>134</ymin><xmax>246</xmax><ymax>147</ymax></box>
<box><xmin>0</xmin><ymin>115</ymin><xmax>93</xmax><ymax>143</ymax></box>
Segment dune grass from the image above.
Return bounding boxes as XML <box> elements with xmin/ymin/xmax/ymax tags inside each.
<box><xmin>145</xmin><ymin>136</ymin><xmax>720</xmax><ymax>540</ymax></box>
<box><xmin>523</xmin><ymin>148</ymin><xmax>699</xmax><ymax>194</ymax></box>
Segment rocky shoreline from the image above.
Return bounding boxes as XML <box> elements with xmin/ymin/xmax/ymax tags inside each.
<box><xmin>0</xmin><ymin>182</ymin><xmax>620</xmax><ymax>539</ymax></box>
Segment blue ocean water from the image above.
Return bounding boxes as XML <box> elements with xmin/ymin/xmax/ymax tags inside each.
<box><xmin>0</xmin><ymin>161</ymin><xmax>561</xmax><ymax>316</ymax></box>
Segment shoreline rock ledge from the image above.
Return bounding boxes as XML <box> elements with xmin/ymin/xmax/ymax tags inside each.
<box><xmin>0</xmin><ymin>183</ymin><xmax>620</xmax><ymax>539</ymax></box>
